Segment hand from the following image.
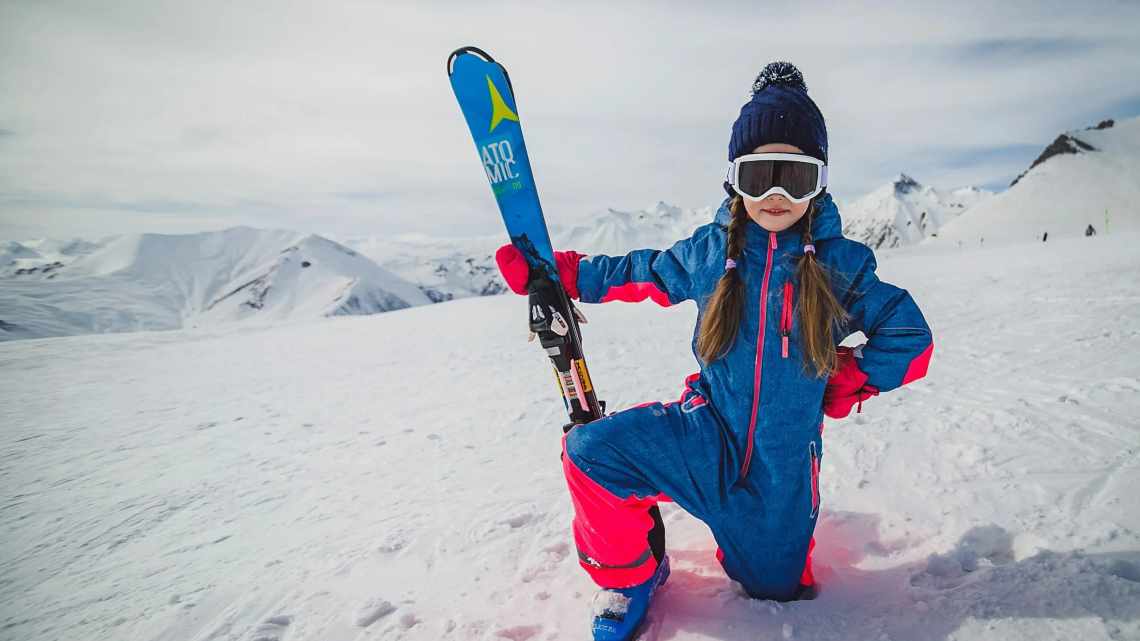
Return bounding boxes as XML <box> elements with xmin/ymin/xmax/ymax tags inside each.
<box><xmin>494</xmin><ymin>243</ymin><xmax>584</xmax><ymax>300</ymax></box>
<box><xmin>823</xmin><ymin>346</ymin><xmax>879</xmax><ymax>419</ymax></box>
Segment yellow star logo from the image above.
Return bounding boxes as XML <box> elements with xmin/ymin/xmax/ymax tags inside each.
<box><xmin>486</xmin><ymin>75</ymin><xmax>519</xmax><ymax>133</ymax></box>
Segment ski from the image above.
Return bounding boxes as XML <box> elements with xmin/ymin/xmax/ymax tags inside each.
<box><xmin>446</xmin><ymin>46</ymin><xmax>605</xmax><ymax>427</ymax></box>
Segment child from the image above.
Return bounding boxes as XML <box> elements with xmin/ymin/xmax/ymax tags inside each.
<box><xmin>495</xmin><ymin>61</ymin><xmax>933</xmax><ymax>640</ymax></box>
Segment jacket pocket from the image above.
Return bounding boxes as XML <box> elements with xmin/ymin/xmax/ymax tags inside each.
<box><xmin>781</xmin><ymin>282</ymin><xmax>794</xmax><ymax>359</ymax></box>
<box><xmin>808</xmin><ymin>441</ymin><xmax>820</xmax><ymax>519</ymax></box>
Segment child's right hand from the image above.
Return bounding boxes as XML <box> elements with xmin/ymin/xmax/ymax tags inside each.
<box><xmin>494</xmin><ymin>243</ymin><xmax>584</xmax><ymax>300</ymax></box>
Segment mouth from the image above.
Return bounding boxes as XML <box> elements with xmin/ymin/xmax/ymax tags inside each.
<box><xmin>761</xmin><ymin>208</ymin><xmax>790</xmax><ymax>215</ymax></box>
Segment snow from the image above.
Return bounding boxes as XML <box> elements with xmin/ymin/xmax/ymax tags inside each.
<box><xmin>837</xmin><ymin>175</ymin><xmax>993</xmax><ymax>250</ymax></box>
<box><xmin>936</xmin><ymin>116</ymin><xmax>1140</xmax><ymax>245</ymax></box>
<box><xmin>342</xmin><ymin>232</ymin><xmax>507</xmax><ymax>303</ymax></box>
<box><xmin>3</xmin><ymin>229</ymin><xmax>1139</xmax><ymax>641</ymax></box>
<box><xmin>591</xmin><ymin>590</ymin><xmax>631</xmax><ymax>618</ymax></box>
<box><xmin>0</xmin><ymin>228</ymin><xmax>432</xmax><ymax>340</ymax></box>
<box><xmin>0</xmin><ymin>237</ymin><xmax>101</xmax><ymax>278</ymax></box>
<box><xmin>0</xmin><ymin>202</ymin><xmax>716</xmax><ymax>340</ymax></box>
<box><xmin>556</xmin><ymin>201</ymin><xmax>714</xmax><ymax>257</ymax></box>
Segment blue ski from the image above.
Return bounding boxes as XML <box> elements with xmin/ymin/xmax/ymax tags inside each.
<box><xmin>447</xmin><ymin>46</ymin><xmax>604</xmax><ymax>425</ymax></box>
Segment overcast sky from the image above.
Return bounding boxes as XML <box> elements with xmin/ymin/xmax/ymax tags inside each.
<box><xmin>2</xmin><ymin>0</ymin><xmax>1139</xmax><ymax>240</ymax></box>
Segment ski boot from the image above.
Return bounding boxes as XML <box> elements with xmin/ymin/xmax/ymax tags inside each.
<box><xmin>590</xmin><ymin>554</ymin><xmax>670</xmax><ymax>641</ymax></box>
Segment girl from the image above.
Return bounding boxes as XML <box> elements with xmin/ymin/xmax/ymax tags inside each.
<box><xmin>495</xmin><ymin>61</ymin><xmax>933</xmax><ymax>641</ymax></box>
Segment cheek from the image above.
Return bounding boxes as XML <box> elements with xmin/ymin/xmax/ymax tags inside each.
<box><xmin>788</xmin><ymin>202</ymin><xmax>810</xmax><ymax>223</ymax></box>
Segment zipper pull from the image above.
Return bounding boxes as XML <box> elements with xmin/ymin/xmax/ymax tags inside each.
<box><xmin>780</xmin><ymin>281</ymin><xmax>793</xmax><ymax>359</ymax></box>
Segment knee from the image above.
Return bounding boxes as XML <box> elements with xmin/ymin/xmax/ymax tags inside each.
<box><xmin>563</xmin><ymin>420</ymin><xmax>608</xmax><ymax>472</ymax></box>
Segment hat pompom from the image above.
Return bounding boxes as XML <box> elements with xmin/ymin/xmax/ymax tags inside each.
<box><xmin>751</xmin><ymin>61</ymin><xmax>807</xmax><ymax>95</ymax></box>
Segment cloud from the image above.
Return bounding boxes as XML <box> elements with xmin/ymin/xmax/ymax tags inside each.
<box><xmin>1</xmin><ymin>0</ymin><xmax>1138</xmax><ymax>239</ymax></box>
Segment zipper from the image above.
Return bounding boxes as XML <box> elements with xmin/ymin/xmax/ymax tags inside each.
<box><xmin>809</xmin><ymin>441</ymin><xmax>820</xmax><ymax>518</ymax></box>
<box><xmin>739</xmin><ymin>231</ymin><xmax>777</xmax><ymax>480</ymax></box>
<box><xmin>780</xmin><ymin>282</ymin><xmax>794</xmax><ymax>358</ymax></box>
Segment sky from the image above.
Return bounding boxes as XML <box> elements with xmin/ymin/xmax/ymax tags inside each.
<box><xmin>2</xmin><ymin>0</ymin><xmax>1139</xmax><ymax>240</ymax></box>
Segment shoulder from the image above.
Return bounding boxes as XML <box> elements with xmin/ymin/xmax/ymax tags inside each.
<box><xmin>692</xmin><ymin>220</ymin><xmax>726</xmax><ymax>244</ymax></box>
<box><xmin>671</xmin><ymin>221</ymin><xmax>724</xmax><ymax>257</ymax></box>
<box><xmin>818</xmin><ymin>237</ymin><xmax>876</xmax><ymax>273</ymax></box>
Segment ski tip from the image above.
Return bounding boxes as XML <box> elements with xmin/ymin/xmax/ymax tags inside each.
<box><xmin>446</xmin><ymin>45</ymin><xmax>495</xmax><ymax>76</ymax></box>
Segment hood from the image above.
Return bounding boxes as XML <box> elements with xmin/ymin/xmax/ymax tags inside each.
<box><xmin>713</xmin><ymin>192</ymin><xmax>844</xmax><ymax>241</ymax></box>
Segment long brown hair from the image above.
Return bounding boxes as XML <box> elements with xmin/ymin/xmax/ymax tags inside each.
<box><xmin>696</xmin><ymin>195</ymin><xmax>849</xmax><ymax>377</ymax></box>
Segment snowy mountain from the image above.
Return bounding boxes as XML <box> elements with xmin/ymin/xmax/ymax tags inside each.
<box><xmin>556</xmin><ymin>201</ymin><xmax>713</xmax><ymax>256</ymax></box>
<box><xmin>838</xmin><ymin>174</ymin><xmax>993</xmax><ymax>249</ymax></box>
<box><xmin>936</xmin><ymin>116</ymin><xmax>1140</xmax><ymax>244</ymax></box>
<box><xmin>0</xmin><ymin>227</ymin><xmax>432</xmax><ymax>341</ymax></box>
<box><xmin>8</xmin><ymin>110</ymin><xmax>1138</xmax><ymax>344</ymax></box>
<box><xmin>343</xmin><ymin>233</ymin><xmax>507</xmax><ymax>303</ymax></box>
<box><xmin>3</xmin><ymin>231</ymin><xmax>1138</xmax><ymax>641</ymax></box>
<box><xmin>0</xmin><ymin>237</ymin><xmax>102</xmax><ymax>278</ymax></box>
<box><xmin>342</xmin><ymin>201</ymin><xmax>715</xmax><ymax>303</ymax></box>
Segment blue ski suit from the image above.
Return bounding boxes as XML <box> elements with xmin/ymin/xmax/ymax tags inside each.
<box><xmin>561</xmin><ymin>193</ymin><xmax>933</xmax><ymax>599</ymax></box>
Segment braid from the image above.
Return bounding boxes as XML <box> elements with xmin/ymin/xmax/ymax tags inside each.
<box><xmin>697</xmin><ymin>196</ymin><xmax>749</xmax><ymax>363</ymax></box>
<box><xmin>725</xmin><ymin>196</ymin><xmax>749</xmax><ymax>263</ymax></box>
<box><xmin>795</xmin><ymin>196</ymin><xmax>850</xmax><ymax>377</ymax></box>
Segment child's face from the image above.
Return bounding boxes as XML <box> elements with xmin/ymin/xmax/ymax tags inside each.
<box><xmin>742</xmin><ymin>143</ymin><xmax>812</xmax><ymax>232</ymax></box>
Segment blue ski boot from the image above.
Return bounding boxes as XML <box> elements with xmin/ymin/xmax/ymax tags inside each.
<box><xmin>590</xmin><ymin>555</ymin><xmax>670</xmax><ymax>641</ymax></box>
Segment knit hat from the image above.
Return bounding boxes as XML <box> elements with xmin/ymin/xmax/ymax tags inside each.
<box><xmin>727</xmin><ymin>61</ymin><xmax>828</xmax><ymax>164</ymax></box>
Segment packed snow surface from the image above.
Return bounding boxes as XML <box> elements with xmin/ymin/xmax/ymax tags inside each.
<box><xmin>2</xmin><ymin>232</ymin><xmax>1139</xmax><ymax>641</ymax></box>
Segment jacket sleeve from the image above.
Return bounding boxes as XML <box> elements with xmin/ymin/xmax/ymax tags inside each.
<box><xmin>837</xmin><ymin>244</ymin><xmax>933</xmax><ymax>393</ymax></box>
<box><xmin>575</xmin><ymin>226</ymin><xmax>709</xmax><ymax>306</ymax></box>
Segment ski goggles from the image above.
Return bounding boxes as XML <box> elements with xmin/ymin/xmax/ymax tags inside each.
<box><xmin>725</xmin><ymin>153</ymin><xmax>828</xmax><ymax>203</ymax></box>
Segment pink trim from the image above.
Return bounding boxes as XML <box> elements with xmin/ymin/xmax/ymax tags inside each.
<box><xmin>780</xmin><ymin>282</ymin><xmax>793</xmax><ymax>359</ymax></box>
<box><xmin>740</xmin><ymin>231</ymin><xmax>778</xmax><ymax>479</ymax></box>
<box><xmin>678</xmin><ymin>371</ymin><xmax>700</xmax><ymax>401</ymax></box>
<box><xmin>567</xmin><ymin>358</ymin><xmax>587</xmax><ymax>411</ymax></box>
<box><xmin>599</xmin><ymin>282</ymin><xmax>672</xmax><ymax>306</ymax></box>
<box><xmin>562</xmin><ymin>431</ymin><xmax>663</xmax><ymax>588</ymax></box>
<box><xmin>809</xmin><ymin>442</ymin><xmax>820</xmax><ymax>518</ymax></box>
<box><xmin>800</xmin><ymin>537</ymin><xmax>816</xmax><ymax>587</ymax></box>
<box><xmin>900</xmin><ymin>341</ymin><xmax>934</xmax><ymax>386</ymax></box>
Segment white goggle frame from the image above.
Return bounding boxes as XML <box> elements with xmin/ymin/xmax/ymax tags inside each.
<box><xmin>725</xmin><ymin>152</ymin><xmax>828</xmax><ymax>204</ymax></box>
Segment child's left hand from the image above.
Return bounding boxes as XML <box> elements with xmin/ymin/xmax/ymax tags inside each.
<box><xmin>823</xmin><ymin>346</ymin><xmax>880</xmax><ymax>419</ymax></box>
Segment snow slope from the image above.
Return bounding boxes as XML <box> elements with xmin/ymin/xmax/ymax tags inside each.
<box><xmin>838</xmin><ymin>175</ymin><xmax>993</xmax><ymax>249</ymax></box>
<box><xmin>0</xmin><ymin>228</ymin><xmax>432</xmax><ymax>340</ymax></box>
<box><xmin>2</xmin><ymin>231</ymin><xmax>1138</xmax><ymax>641</ymax></box>
<box><xmin>936</xmin><ymin>116</ymin><xmax>1140</xmax><ymax>245</ymax></box>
